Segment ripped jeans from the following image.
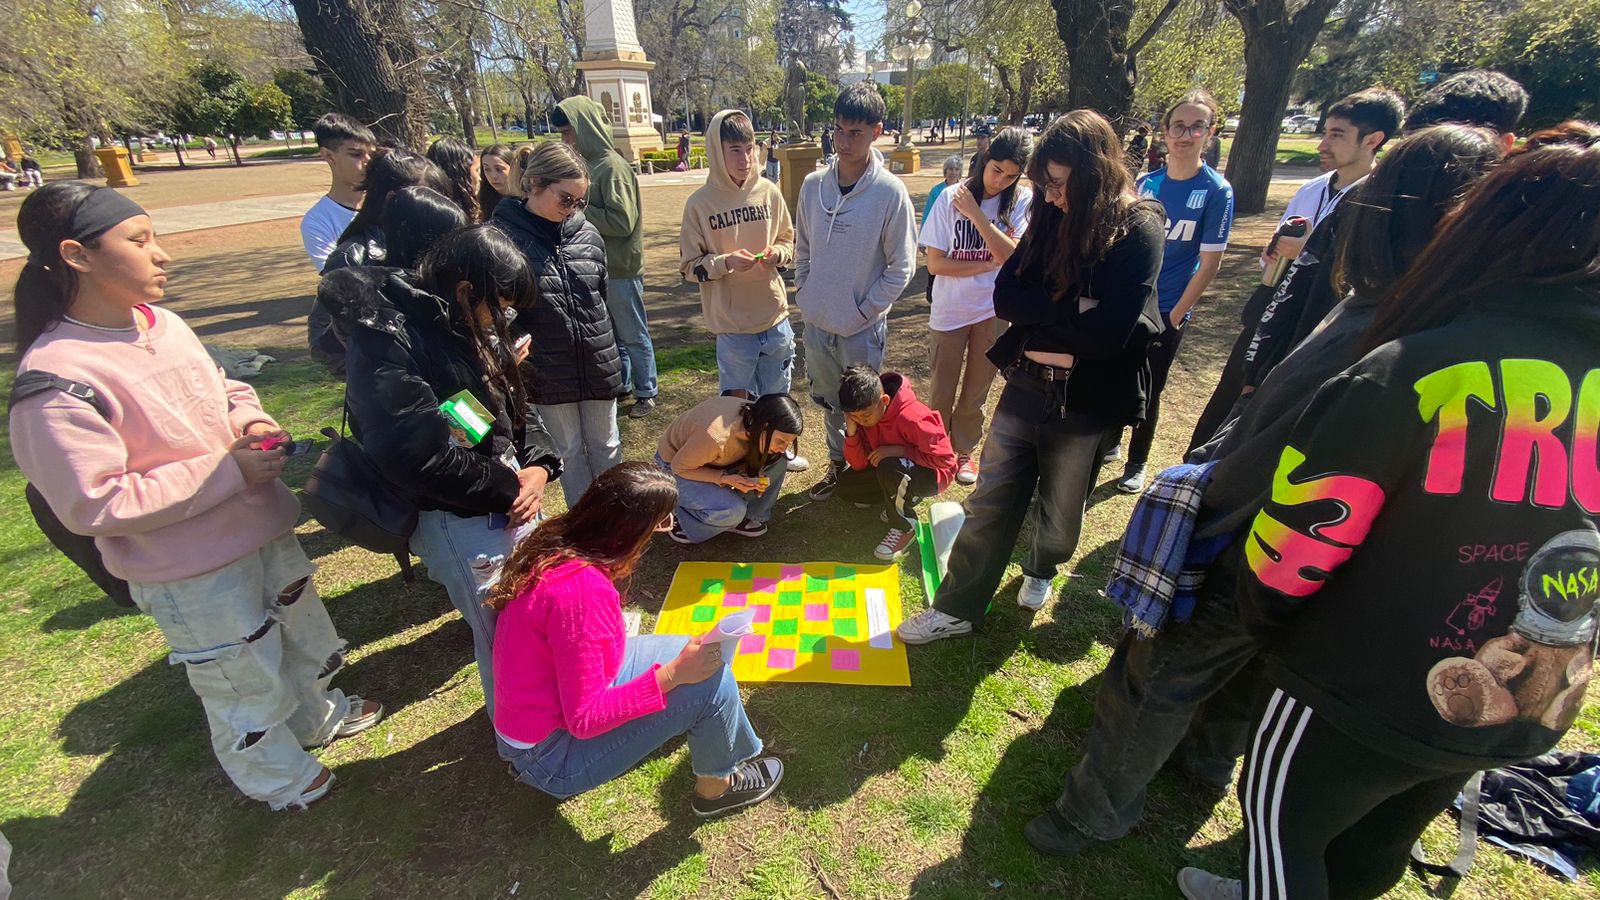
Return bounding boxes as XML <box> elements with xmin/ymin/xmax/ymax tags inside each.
<box><xmin>129</xmin><ymin>533</ymin><xmax>350</xmax><ymax>809</ymax></box>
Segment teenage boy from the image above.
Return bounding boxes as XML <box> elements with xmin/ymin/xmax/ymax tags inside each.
<box><xmin>1189</xmin><ymin>89</ymin><xmax>1404</xmax><ymax>451</ymax></box>
<box><xmin>793</xmin><ymin>82</ymin><xmax>918</xmax><ymax>500</ymax></box>
<box><xmin>837</xmin><ymin>365</ymin><xmax>957</xmax><ymax>561</ymax></box>
<box><xmin>1107</xmin><ymin>90</ymin><xmax>1234</xmax><ymax>495</ymax></box>
<box><xmin>300</xmin><ymin>113</ymin><xmax>375</xmax><ymax>272</ymax></box>
<box><xmin>554</xmin><ymin>96</ymin><xmax>660</xmax><ymax>418</ymax></box>
<box><xmin>679</xmin><ymin>110</ymin><xmax>809</xmax><ymax>471</ymax></box>
<box><xmin>1404</xmin><ymin>69</ymin><xmax>1528</xmax><ymax>152</ymax></box>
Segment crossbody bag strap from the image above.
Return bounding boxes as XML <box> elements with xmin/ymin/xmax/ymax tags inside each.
<box><xmin>1410</xmin><ymin>770</ymin><xmax>1483</xmax><ymax>879</ymax></box>
<box><xmin>9</xmin><ymin>370</ymin><xmax>112</xmax><ymax>420</ymax></box>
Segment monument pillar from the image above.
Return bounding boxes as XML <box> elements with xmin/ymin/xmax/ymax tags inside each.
<box><xmin>575</xmin><ymin>0</ymin><xmax>662</xmax><ymax>163</ymax></box>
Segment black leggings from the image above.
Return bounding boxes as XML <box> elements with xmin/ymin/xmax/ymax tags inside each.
<box><xmin>1239</xmin><ymin>688</ymin><xmax>1473</xmax><ymax>900</ymax></box>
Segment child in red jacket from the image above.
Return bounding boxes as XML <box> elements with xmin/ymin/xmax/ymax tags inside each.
<box><xmin>837</xmin><ymin>365</ymin><xmax>959</xmax><ymax>560</ymax></box>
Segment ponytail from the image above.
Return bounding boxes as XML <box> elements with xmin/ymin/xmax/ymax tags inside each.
<box><xmin>13</xmin><ymin>182</ymin><xmax>99</xmax><ymax>352</ymax></box>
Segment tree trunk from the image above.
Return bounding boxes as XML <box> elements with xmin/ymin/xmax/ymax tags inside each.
<box><xmin>1224</xmin><ymin>0</ymin><xmax>1340</xmax><ymax>214</ymax></box>
<box><xmin>288</xmin><ymin>0</ymin><xmax>430</xmax><ymax>148</ymax></box>
<box><xmin>230</xmin><ymin>137</ymin><xmax>244</xmax><ymax>166</ymax></box>
<box><xmin>455</xmin><ymin>80</ymin><xmax>477</xmax><ymax>147</ymax></box>
<box><xmin>173</xmin><ymin>139</ymin><xmax>187</xmax><ymax>168</ymax></box>
<box><xmin>1054</xmin><ymin>0</ymin><xmax>1136</xmax><ymax>129</ymax></box>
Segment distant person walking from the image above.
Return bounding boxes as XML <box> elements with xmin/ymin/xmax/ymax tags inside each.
<box><xmin>203</xmin><ymin>136</ymin><xmax>217</xmax><ymax>159</ymax></box>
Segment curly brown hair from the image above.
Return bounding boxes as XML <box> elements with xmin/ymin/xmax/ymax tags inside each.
<box><xmin>486</xmin><ymin>461</ymin><xmax>678</xmax><ymax>611</ymax></box>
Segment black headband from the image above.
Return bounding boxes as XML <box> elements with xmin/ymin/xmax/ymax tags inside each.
<box><xmin>28</xmin><ymin>188</ymin><xmax>148</xmax><ymax>267</ymax></box>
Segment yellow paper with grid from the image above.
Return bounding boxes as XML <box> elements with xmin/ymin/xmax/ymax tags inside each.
<box><xmin>653</xmin><ymin>561</ymin><xmax>911</xmax><ymax>687</ymax></box>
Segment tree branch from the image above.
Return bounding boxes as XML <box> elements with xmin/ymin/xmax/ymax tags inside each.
<box><xmin>1128</xmin><ymin>0</ymin><xmax>1186</xmax><ymax>58</ymax></box>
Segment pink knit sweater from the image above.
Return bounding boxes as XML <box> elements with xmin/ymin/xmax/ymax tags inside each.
<box><xmin>492</xmin><ymin>559</ymin><xmax>666</xmax><ymax>743</ymax></box>
<box><xmin>10</xmin><ymin>307</ymin><xmax>300</xmax><ymax>583</ymax></box>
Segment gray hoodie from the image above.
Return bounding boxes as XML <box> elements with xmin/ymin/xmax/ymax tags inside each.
<box><xmin>793</xmin><ymin>147</ymin><xmax>917</xmax><ymax>337</ymax></box>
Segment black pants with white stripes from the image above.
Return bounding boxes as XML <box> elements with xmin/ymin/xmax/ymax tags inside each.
<box><xmin>1239</xmin><ymin>688</ymin><xmax>1472</xmax><ymax>900</ymax></box>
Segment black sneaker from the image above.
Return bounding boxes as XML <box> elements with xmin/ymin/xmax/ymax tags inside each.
<box><xmin>668</xmin><ymin>521</ymin><xmax>695</xmax><ymax>544</ymax></box>
<box><xmin>628</xmin><ymin>397</ymin><xmax>657</xmax><ymax>419</ymax></box>
<box><xmin>691</xmin><ymin>757</ymin><xmax>784</xmax><ymax>818</ymax></box>
<box><xmin>809</xmin><ymin>461</ymin><xmax>842</xmax><ymax>500</ymax></box>
<box><xmin>730</xmin><ymin>517</ymin><xmax>767</xmax><ymax>538</ymax></box>
<box><xmin>1024</xmin><ymin>809</ymin><xmax>1101</xmax><ymax>857</ymax></box>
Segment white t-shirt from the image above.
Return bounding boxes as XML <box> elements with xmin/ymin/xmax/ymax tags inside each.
<box><xmin>1278</xmin><ymin>171</ymin><xmax>1361</xmax><ymax>233</ymax></box>
<box><xmin>301</xmin><ymin>194</ymin><xmax>358</xmax><ymax>272</ymax></box>
<box><xmin>919</xmin><ymin>186</ymin><xmax>1032</xmax><ymax>332</ymax></box>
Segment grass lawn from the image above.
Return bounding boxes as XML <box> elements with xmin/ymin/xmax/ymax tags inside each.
<box><xmin>1</xmin><ymin>176</ymin><xmax>1595</xmax><ymax>898</ymax></box>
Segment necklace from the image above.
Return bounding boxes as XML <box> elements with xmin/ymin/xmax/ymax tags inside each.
<box><xmin>63</xmin><ymin>309</ymin><xmax>156</xmax><ymax>354</ymax></box>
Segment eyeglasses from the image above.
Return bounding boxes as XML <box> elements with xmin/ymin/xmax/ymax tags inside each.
<box><xmin>555</xmin><ymin>189</ymin><xmax>588</xmax><ymax>211</ymax></box>
<box><xmin>653</xmin><ymin>513</ymin><xmax>676</xmax><ymax>534</ymax></box>
<box><xmin>1166</xmin><ymin>123</ymin><xmax>1212</xmax><ymax>139</ymax></box>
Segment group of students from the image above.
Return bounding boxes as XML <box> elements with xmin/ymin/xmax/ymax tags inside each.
<box><xmin>8</xmin><ymin>66</ymin><xmax>1600</xmax><ymax>898</ymax></box>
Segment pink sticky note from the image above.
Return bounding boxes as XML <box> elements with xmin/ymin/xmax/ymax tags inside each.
<box><xmin>831</xmin><ymin>649</ymin><xmax>861</xmax><ymax>671</ymax></box>
<box><xmin>721</xmin><ymin>591</ymin><xmax>748</xmax><ymax>607</ymax></box>
<box><xmin>766</xmin><ymin>648</ymin><xmax>796</xmax><ymax>670</ymax></box>
<box><xmin>781</xmin><ymin>565</ymin><xmax>804</xmax><ymax>581</ymax></box>
<box><xmin>739</xmin><ymin>634</ymin><xmax>766</xmax><ymax>655</ymax></box>
<box><xmin>750</xmin><ymin>604</ymin><xmax>771</xmax><ymax>623</ymax></box>
<box><xmin>752</xmin><ymin>577</ymin><xmax>777</xmax><ymax>592</ymax></box>
<box><xmin>804</xmin><ymin>603</ymin><xmax>829</xmax><ymax>621</ymax></box>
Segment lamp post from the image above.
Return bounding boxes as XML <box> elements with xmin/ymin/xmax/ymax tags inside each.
<box><xmin>890</xmin><ymin>0</ymin><xmax>932</xmax><ymax>148</ymax></box>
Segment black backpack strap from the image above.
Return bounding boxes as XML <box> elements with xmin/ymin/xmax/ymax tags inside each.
<box><xmin>9</xmin><ymin>370</ymin><xmax>111</xmax><ymax>419</ymax></box>
<box><xmin>1411</xmin><ymin>770</ymin><xmax>1483</xmax><ymax>880</ymax></box>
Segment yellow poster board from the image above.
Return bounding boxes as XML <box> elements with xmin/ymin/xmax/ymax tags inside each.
<box><xmin>653</xmin><ymin>561</ymin><xmax>911</xmax><ymax>687</ymax></box>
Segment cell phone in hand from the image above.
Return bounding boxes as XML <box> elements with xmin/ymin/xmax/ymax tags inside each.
<box><xmin>284</xmin><ymin>439</ymin><xmax>315</xmax><ymax>457</ymax></box>
<box><xmin>513</xmin><ymin>333</ymin><xmax>532</xmax><ymax>353</ymax></box>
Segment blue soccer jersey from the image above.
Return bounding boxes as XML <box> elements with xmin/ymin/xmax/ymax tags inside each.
<box><xmin>1137</xmin><ymin>164</ymin><xmax>1234</xmax><ymax>313</ymax></box>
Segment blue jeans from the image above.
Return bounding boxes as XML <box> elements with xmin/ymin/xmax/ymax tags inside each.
<box><xmin>410</xmin><ymin>509</ymin><xmax>514</xmax><ymax>717</ymax></box>
<box><xmin>503</xmin><ymin>634</ymin><xmax>763</xmax><ymax>798</ymax></box>
<box><xmin>715</xmin><ymin>318</ymin><xmax>795</xmax><ymax>397</ymax></box>
<box><xmin>804</xmin><ymin>319</ymin><xmax>887</xmax><ymax>463</ymax></box>
<box><xmin>656</xmin><ymin>452</ymin><xmax>787</xmax><ymax>543</ymax></box>
<box><xmin>607</xmin><ymin>275</ymin><xmax>658</xmax><ymax>399</ymax></box>
<box><xmin>537</xmin><ymin>399</ymin><xmax>623</xmax><ymax>505</ymax></box>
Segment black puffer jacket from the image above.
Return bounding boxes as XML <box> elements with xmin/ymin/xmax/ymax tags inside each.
<box><xmin>326</xmin><ymin>266</ymin><xmax>561</xmax><ymax>517</ymax></box>
<box><xmin>307</xmin><ymin>228</ymin><xmax>387</xmax><ymax>375</ymax></box>
<box><xmin>491</xmin><ymin>197</ymin><xmax>624</xmax><ymax>405</ymax></box>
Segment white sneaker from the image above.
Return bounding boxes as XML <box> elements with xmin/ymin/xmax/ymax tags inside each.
<box><xmin>1017</xmin><ymin>575</ymin><xmax>1053</xmax><ymax>610</ymax></box>
<box><xmin>896</xmin><ymin>607</ymin><xmax>973</xmax><ymax>644</ymax></box>
<box><xmin>787</xmin><ymin>453</ymin><xmax>810</xmax><ymax>472</ymax></box>
<box><xmin>1176</xmin><ymin>867</ymin><xmax>1241</xmax><ymax>900</ymax></box>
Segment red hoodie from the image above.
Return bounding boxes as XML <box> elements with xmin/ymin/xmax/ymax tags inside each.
<box><xmin>843</xmin><ymin>372</ymin><xmax>959</xmax><ymax>493</ymax></box>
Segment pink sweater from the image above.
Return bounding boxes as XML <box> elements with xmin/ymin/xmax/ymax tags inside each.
<box><xmin>492</xmin><ymin>559</ymin><xmax>666</xmax><ymax>743</ymax></box>
<box><xmin>10</xmin><ymin>307</ymin><xmax>300</xmax><ymax>583</ymax></box>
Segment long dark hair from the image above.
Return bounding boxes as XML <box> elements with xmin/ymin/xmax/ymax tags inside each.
<box><xmin>383</xmin><ymin>186</ymin><xmax>468</xmax><ymax>270</ymax></box>
<box><xmin>738</xmin><ymin>394</ymin><xmax>805</xmax><ymax>476</ymax></box>
<box><xmin>1014</xmin><ymin>110</ymin><xmax>1146</xmax><ymax>300</ymax></box>
<box><xmin>335</xmin><ymin>147</ymin><xmax>450</xmax><ymax>246</ymax></box>
<box><xmin>427</xmin><ymin>137</ymin><xmax>480</xmax><ymax>221</ymax></box>
<box><xmin>478</xmin><ymin>143</ymin><xmax>516</xmax><ymax>215</ymax></box>
<box><xmin>960</xmin><ymin>125</ymin><xmax>1033</xmax><ymax>228</ymax></box>
<box><xmin>415</xmin><ymin>225</ymin><xmax>533</xmax><ymax>431</ymax></box>
<box><xmin>1364</xmin><ymin>124</ymin><xmax>1600</xmax><ymax>350</ymax></box>
<box><xmin>13</xmin><ymin>182</ymin><xmax>100</xmax><ymax>352</ymax></box>
<box><xmin>1333</xmin><ymin>125</ymin><xmax>1502</xmax><ymax>307</ymax></box>
<box><xmin>487</xmin><ymin>461</ymin><xmax>678</xmax><ymax>610</ymax></box>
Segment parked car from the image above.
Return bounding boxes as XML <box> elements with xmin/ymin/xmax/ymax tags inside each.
<box><xmin>1222</xmin><ymin>115</ymin><xmax>1240</xmax><ymax>135</ymax></box>
<box><xmin>1281</xmin><ymin>114</ymin><xmax>1317</xmax><ymax>134</ymax></box>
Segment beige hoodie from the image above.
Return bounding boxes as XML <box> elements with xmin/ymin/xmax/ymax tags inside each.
<box><xmin>679</xmin><ymin>109</ymin><xmax>796</xmax><ymax>334</ymax></box>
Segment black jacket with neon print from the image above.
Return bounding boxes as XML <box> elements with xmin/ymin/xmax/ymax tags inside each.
<box><xmin>1241</xmin><ymin>285</ymin><xmax>1600</xmax><ymax>769</ymax></box>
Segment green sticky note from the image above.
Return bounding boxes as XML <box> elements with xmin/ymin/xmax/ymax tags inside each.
<box><xmin>833</xmin><ymin>618</ymin><xmax>858</xmax><ymax>637</ymax></box>
<box><xmin>700</xmin><ymin>578</ymin><xmax>725</xmax><ymax>594</ymax></box>
<box><xmin>772</xmin><ymin>618</ymin><xmax>799</xmax><ymax>636</ymax></box>
<box><xmin>806</xmin><ymin>575</ymin><xmax>828</xmax><ymax>592</ymax></box>
<box><xmin>690</xmin><ymin>605</ymin><xmax>717</xmax><ymax>623</ymax></box>
<box><xmin>833</xmin><ymin>590</ymin><xmax>856</xmax><ymax>608</ymax></box>
<box><xmin>777</xmin><ymin>590</ymin><xmax>803</xmax><ymax>606</ymax></box>
<box><xmin>800</xmin><ymin>634</ymin><xmax>827</xmax><ymax>654</ymax></box>
<box><xmin>834</xmin><ymin>566</ymin><xmax>856</xmax><ymax>579</ymax></box>
<box><xmin>732</xmin><ymin>564</ymin><xmax>755</xmax><ymax>579</ymax></box>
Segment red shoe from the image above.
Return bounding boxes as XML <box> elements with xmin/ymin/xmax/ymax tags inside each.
<box><xmin>956</xmin><ymin>454</ymin><xmax>979</xmax><ymax>486</ymax></box>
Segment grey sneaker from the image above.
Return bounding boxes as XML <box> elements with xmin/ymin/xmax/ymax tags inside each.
<box><xmin>1017</xmin><ymin>575</ymin><xmax>1052</xmax><ymax>610</ymax></box>
<box><xmin>1116</xmin><ymin>466</ymin><xmax>1147</xmax><ymax>494</ymax></box>
<box><xmin>1177</xmin><ymin>867</ymin><xmax>1242</xmax><ymax>900</ymax></box>
<box><xmin>896</xmin><ymin>607</ymin><xmax>973</xmax><ymax>644</ymax></box>
<box><xmin>692</xmin><ymin>757</ymin><xmax>784</xmax><ymax>818</ymax></box>
<box><xmin>628</xmin><ymin>397</ymin><xmax>657</xmax><ymax>418</ymax></box>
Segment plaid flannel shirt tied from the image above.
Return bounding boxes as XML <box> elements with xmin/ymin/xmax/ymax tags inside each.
<box><xmin>1105</xmin><ymin>461</ymin><xmax>1221</xmax><ymax>638</ymax></box>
